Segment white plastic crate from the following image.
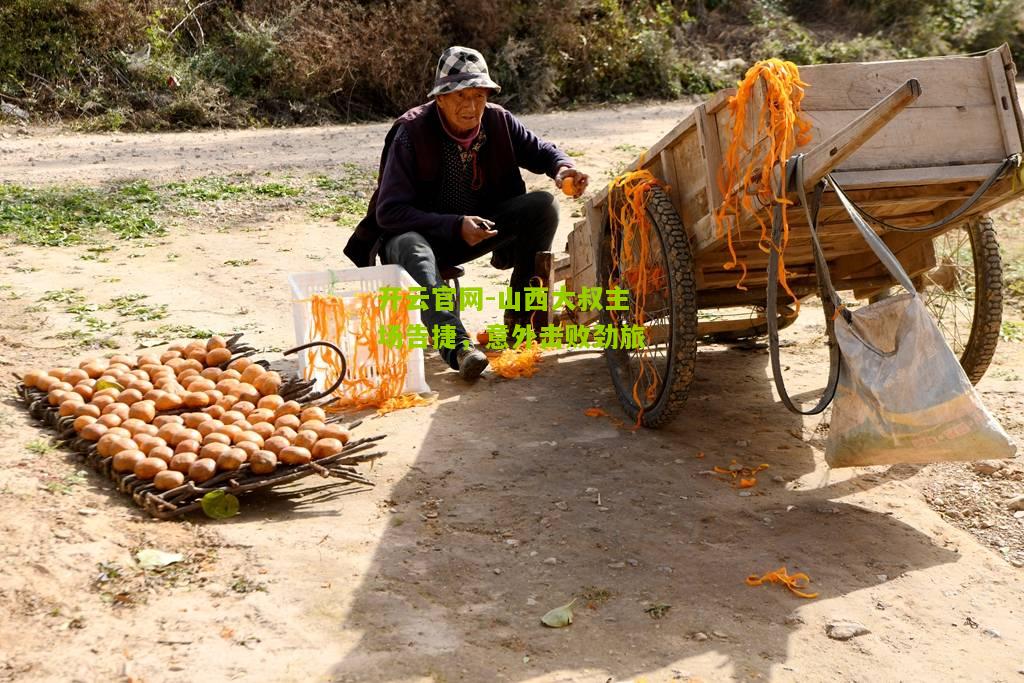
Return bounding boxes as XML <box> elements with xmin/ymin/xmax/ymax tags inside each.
<box><xmin>287</xmin><ymin>264</ymin><xmax>431</xmax><ymax>400</ymax></box>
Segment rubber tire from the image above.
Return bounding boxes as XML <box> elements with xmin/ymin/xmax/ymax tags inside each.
<box><xmin>600</xmin><ymin>186</ymin><xmax>698</xmax><ymax>428</ymax></box>
<box><xmin>956</xmin><ymin>215</ymin><xmax>1003</xmax><ymax>384</ymax></box>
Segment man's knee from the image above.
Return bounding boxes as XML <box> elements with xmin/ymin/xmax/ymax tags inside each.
<box><xmin>384</xmin><ymin>231</ymin><xmax>433</xmax><ymax>263</ymax></box>
<box><xmin>513</xmin><ymin>191</ymin><xmax>558</xmax><ymax>240</ymax></box>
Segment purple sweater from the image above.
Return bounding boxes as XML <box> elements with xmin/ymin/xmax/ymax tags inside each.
<box><xmin>375</xmin><ymin>102</ymin><xmax>573</xmax><ymax>244</ymax></box>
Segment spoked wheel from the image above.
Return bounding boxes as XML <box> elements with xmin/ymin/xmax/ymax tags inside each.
<box><xmin>599</xmin><ymin>186</ymin><xmax>697</xmax><ymax>428</ymax></box>
<box><xmin>869</xmin><ymin>215</ymin><xmax>1003</xmax><ymax>384</ymax></box>
<box><xmin>699</xmin><ymin>304</ymin><xmax>800</xmax><ymax>343</ymax></box>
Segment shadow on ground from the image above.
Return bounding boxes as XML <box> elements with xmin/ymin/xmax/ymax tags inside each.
<box><xmin>324</xmin><ymin>342</ymin><xmax>957</xmax><ymax>681</ymax></box>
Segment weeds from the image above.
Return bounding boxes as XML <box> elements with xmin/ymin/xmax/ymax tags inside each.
<box><xmin>0</xmin><ymin>181</ymin><xmax>165</xmax><ymax>246</ymax></box>
<box><xmin>26</xmin><ymin>438</ymin><xmax>54</xmax><ymax>455</ymax></box>
<box><xmin>44</xmin><ymin>470</ymin><xmax>89</xmax><ymax>495</ymax></box>
<box><xmin>165</xmin><ymin>175</ymin><xmax>301</xmax><ymax>201</ymax></box>
<box><xmin>224</xmin><ymin>258</ymin><xmax>257</xmax><ymax>267</ymax></box>
<box><xmin>1000</xmin><ymin>321</ymin><xmax>1024</xmax><ymax>343</ymax></box>
<box><xmin>134</xmin><ymin>324</ymin><xmax>214</xmax><ymax>340</ymax></box>
<box><xmin>104</xmin><ymin>294</ymin><xmax>168</xmax><ymax>321</ymax></box>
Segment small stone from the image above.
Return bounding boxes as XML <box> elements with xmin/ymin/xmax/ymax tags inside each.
<box><xmin>772</xmin><ymin>475</ymin><xmax>786</xmax><ymax>483</ymax></box>
<box><xmin>493</xmin><ymin>568</ymin><xmax>502</xmax><ymax>575</ymax></box>
<box><xmin>554</xmin><ymin>501</ymin><xmax>569</xmax><ymax>511</ymax></box>
<box><xmin>657</xmin><ymin>565</ymin><xmax>674</xmax><ymax>574</ymax></box>
<box><xmin>983</xmin><ymin>627</ymin><xmax>1002</xmax><ymax>639</ymax></box>
<box><xmin>826</xmin><ymin>620</ymin><xmax>870</xmax><ymax>641</ymax></box>
<box><xmin>738</xmin><ymin>491</ymin><xmax>753</xmax><ymax>497</ymax></box>
<box><xmin>597</xmin><ymin>506</ymin><xmax>610</xmax><ymax>512</ymax></box>
<box><xmin>529</xmin><ymin>550</ymin><xmax>538</xmax><ymax>557</ymax></box>
<box><xmin>53</xmin><ymin>529</ymin><xmax>71</xmax><ymax>539</ymax></box>
<box><xmin>78</xmin><ymin>508</ymin><xmax>99</xmax><ymax>516</ymax></box>
<box><xmin>543</xmin><ymin>557</ymin><xmax>558</xmax><ymax>565</ymax></box>
<box><xmin>692</xmin><ymin>632</ymin><xmax>709</xmax><ymax>641</ymax></box>
<box><xmin>735</xmin><ymin>440</ymin><xmax>750</xmax><ymax>447</ymax></box>
<box><xmin>711</xmin><ymin>630</ymin><xmax>728</xmax><ymax>639</ymax></box>
<box><xmin>608</xmin><ymin>561</ymin><xmax>626</xmax><ymax>569</ymax></box>
<box><xmin>876</xmin><ymin>574</ymin><xmax>888</xmax><ymax>582</ymax></box>
<box><xmin>626</xmin><ymin>558</ymin><xmax>639</xmax><ymax>567</ymax></box>
<box><xmin>526</xmin><ymin>597</ymin><xmax>537</xmax><ymax>606</ymax></box>
<box><xmin>424</xmin><ymin>511</ymin><xmax>438</xmax><ymax>519</ymax></box>
<box><xmin>505</xmin><ymin>539</ymin><xmax>520</xmax><ymax>547</ymax></box>
<box><xmin>1007</xmin><ymin>495</ymin><xmax>1024</xmax><ymax>512</ymax></box>
<box><xmin>585</xmin><ymin>487</ymin><xmax>598</xmax><ymax>494</ymax></box>
<box><xmin>784</xmin><ymin>614</ymin><xmax>804</xmax><ymax>626</ymax></box>
<box><xmin>973</xmin><ymin>460</ymin><xmax>1004</xmax><ymax>475</ymax></box>
<box><xmin>1014</xmin><ymin>511</ymin><xmax>1024</xmax><ymax>519</ymax></box>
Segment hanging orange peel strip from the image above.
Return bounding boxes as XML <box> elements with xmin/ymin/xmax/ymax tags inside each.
<box><xmin>746</xmin><ymin>566</ymin><xmax>818</xmax><ymax>599</ymax></box>
<box><xmin>715</xmin><ymin>59</ymin><xmax>813</xmax><ymax>301</ymax></box>
<box><xmin>606</xmin><ymin>169</ymin><xmax>667</xmax><ymax>426</ymax></box>
<box><xmin>303</xmin><ymin>292</ymin><xmax>426</xmax><ymax>412</ymax></box>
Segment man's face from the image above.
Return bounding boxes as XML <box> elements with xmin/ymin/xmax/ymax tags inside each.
<box><xmin>436</xmin><ymin>87</ymin><xmax>489</xmax><ymax>135</ymax></box>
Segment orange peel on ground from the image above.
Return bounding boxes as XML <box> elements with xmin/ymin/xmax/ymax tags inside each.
<box><xmin>746</xmin><ymin>567</ymin><xmax>818</xmax><ymax>599</ymax></box>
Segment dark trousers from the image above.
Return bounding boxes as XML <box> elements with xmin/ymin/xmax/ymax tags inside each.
<box><xmin>381</xmin><ymin>190</ymin><xmax>558</xmax><ymax>369</ymax></box>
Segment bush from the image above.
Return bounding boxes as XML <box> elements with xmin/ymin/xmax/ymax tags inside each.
<box><xmin>0</xmin><ymin>0</ymin><xmax>1020</xmax><ymax>128</ymax></box>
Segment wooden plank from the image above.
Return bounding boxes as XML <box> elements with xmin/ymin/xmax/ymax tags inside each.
<box><xmin>985</xmin><ymin>49</ymin><xmax>1023</xmax><ymax>157</ymax></box>
<box><xmin>799</xmin><ymin>106</ymin><xmax>1005</xmax><ymax>170</ymax></box>
<box><xmin>696</xmin><ymin>103</ymin><xmax>725</xmax><ymax>217</ymax></box>
<box><xmin>797</xmin><ymin>55</ymin><xmax>994</xmax><ymax>110</ymax></box>
<box><xmin>998</xmin><ymin>44</ymin><xmax>1024</xmax><ymax>149</ymax></box>
<box><xmin>659</xmin><ymin>149</ymin><xmax>679</xmax><ymax>199</ymax></box>
<box><xmin>672</xmin><ymin>129</ymin><xmax>710</xmax><ymax>228</ymax></box>
<box><xmin>801</xmin><ymin>79</ymin><xmax>922</xmax><ymax>189</ymax></box>
<box><xmin>828</xmin><ymin>164</ymin><xmax>1002</xmax><ymax>189</ymax></box>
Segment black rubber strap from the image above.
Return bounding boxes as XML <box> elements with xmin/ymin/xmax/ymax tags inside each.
<box><xmin>767</xmin><ymin>154</ymin><xmax>845</xmax><ymax>415</ymax></box>
<box><xmin>829</xmin><ymin>154</ymin><xmax>1018</xmax><ymax>233</ymax></box>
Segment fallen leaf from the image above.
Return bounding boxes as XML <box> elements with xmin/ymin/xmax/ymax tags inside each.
<box><xmin>201</xmin><ymin>490</ymin><xmax>239</xmax><ymax>519</ymax></box>
<box><xmin>584</xmin><ymin>407</ymin><xmax>608</xmax><ymax>418</ymax></box>
<box><xmin>541</xmin><ymin>599</ymin><xmax>576</xmax><ymax>628</ymax></box>
<box><xmin>135</xmin><ymin>549</ymin><xmax>184</xmax><ymax>569</ymax></box>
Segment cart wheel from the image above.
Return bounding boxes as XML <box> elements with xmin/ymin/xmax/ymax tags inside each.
<box><xmin>869</xmin><ymin>216</ymin><xmax>1003</xmax><ymax>384</ymax></box>
<box><xmin>599</xmin><ymin>186</ymin><xmax>698</xmax><ymax>428</ymax></box>
<box><xmin>700</xmin><ymin>304</ymin><xmax>799</xmax><ymax>343</ymax></box>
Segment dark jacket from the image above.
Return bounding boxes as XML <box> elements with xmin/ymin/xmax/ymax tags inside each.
<box><xmin>343</xmin><ymin>101</ymin><xmax>572</xmax><ymax>267</ymax></box>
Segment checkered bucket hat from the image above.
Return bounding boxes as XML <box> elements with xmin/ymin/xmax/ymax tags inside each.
<box><xmin>428</xmin><ymin>46</ymin><xmax>501</xmax><ymax>98</ymax></box>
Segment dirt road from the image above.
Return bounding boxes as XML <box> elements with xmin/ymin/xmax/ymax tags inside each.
<box><xmin>1</xmin><ymin>101</ymin><xmax>1023</xmax><ymax>682</ymax></box>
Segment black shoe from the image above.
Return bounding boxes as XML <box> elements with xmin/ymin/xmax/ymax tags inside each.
<box><xmin>456</xmin><ymin>346</ymin><xmax>489</xmax><ymax>380</ymax></box>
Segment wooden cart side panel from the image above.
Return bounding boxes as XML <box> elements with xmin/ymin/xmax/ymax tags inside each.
<box><xmin>800</xmin><ymin>106</ymin><xmax>1007</xmax><ymax>170</ymax></box>
<box><xmin>986</xmin><ymin>48</ymin><xmax>1024</xmax><ymax>157</ymax></box>
<box><xmin>796</xmin><ymin>56</ymin><xmax>994</xmax><ymax>110</ymax></box>
<box><xmin>998</xmin><ymin>43</ymin><xmax>1024</xmax><ymax>148</ymax></box>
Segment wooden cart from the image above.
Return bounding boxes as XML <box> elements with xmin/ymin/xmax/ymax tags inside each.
<box><xmin>553</xmin><ymin>45</ymin><xmax>1024</xmax><ymax>427</ymax></box>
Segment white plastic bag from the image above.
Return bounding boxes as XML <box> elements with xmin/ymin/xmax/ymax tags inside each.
<box><xmin>826</xmin><ymin>292</ymin><xmax>1016</xmax><ymax>467</ymax></box>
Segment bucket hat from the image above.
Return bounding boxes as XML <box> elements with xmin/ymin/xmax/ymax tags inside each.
<box><xmin>428</xmin><ymin>46</ymin><xmax>501</xmax><ymax>98</ymax></box>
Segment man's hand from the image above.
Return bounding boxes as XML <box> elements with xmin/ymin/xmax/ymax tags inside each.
<box><xmin>555</xmin><ymin>166</ymin><xmax>590</xmax><ymax>199</ymax></box>
<box><xmin>460</xmin><ymin>216</ymin><xmax>498</xmax><ymax>246</ymax></box>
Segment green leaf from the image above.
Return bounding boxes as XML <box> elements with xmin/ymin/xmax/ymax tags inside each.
<box><xmin>541</xmin><ymin>599</ymin><xmax>576</xmax><ymax>628</ymax></box>
<box><xmin>201</xmin><ymin>490</ymin><xmax>239</xmax><ymax>519</ymax></box>
<box><xmin>94</xmin><ymin>379</ymin><xmax>124</xmax><ymax>392</ymax></box>
<box><xmin>135</xmin><ymin>549</ymin><xmax>184</xmax><ymax>569</ymax></box>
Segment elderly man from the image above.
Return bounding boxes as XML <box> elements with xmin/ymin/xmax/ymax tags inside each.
<box><xmin>345</xmin><ymin>46</ymin><xmax>589</xmax><ymax>380</ymax></box>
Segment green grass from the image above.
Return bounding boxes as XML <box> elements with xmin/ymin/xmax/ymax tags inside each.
<box><xmin>134</xmin><ymin>324</ymin><xmax>215</xmax><ymax>340</ymax></box>
<box><xmin>165</xmin><ymin>175</ymin><xmax>302</xmax><ymax>201</ymax></box>
<box><xmin>26</xmin><ymin>438</ymin><xmax>54</xmax><ymax>455</ymax></box>
<box><xmin>1000</xmin><ymin>320</ymin><xmax>1024</xmax><ymax>343</ymax></box>
<box><xmin>39</xmin><ymin>289</ymin><xmax>84</xmax><ymax>304</ymax></box>
<box><xmin>104</xmin><ymin>293</ymin><xmax>168</xmax><ymax>321</ymax></box>
<box><xmin>0</xmin><ymin>181</ymin><xmax>165</xmax><ymax>246</ymax></box>
<box><xmin>308</xmin><ymin>166</ymin><xmax>373</xmax><ymax>226</ymax></box>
